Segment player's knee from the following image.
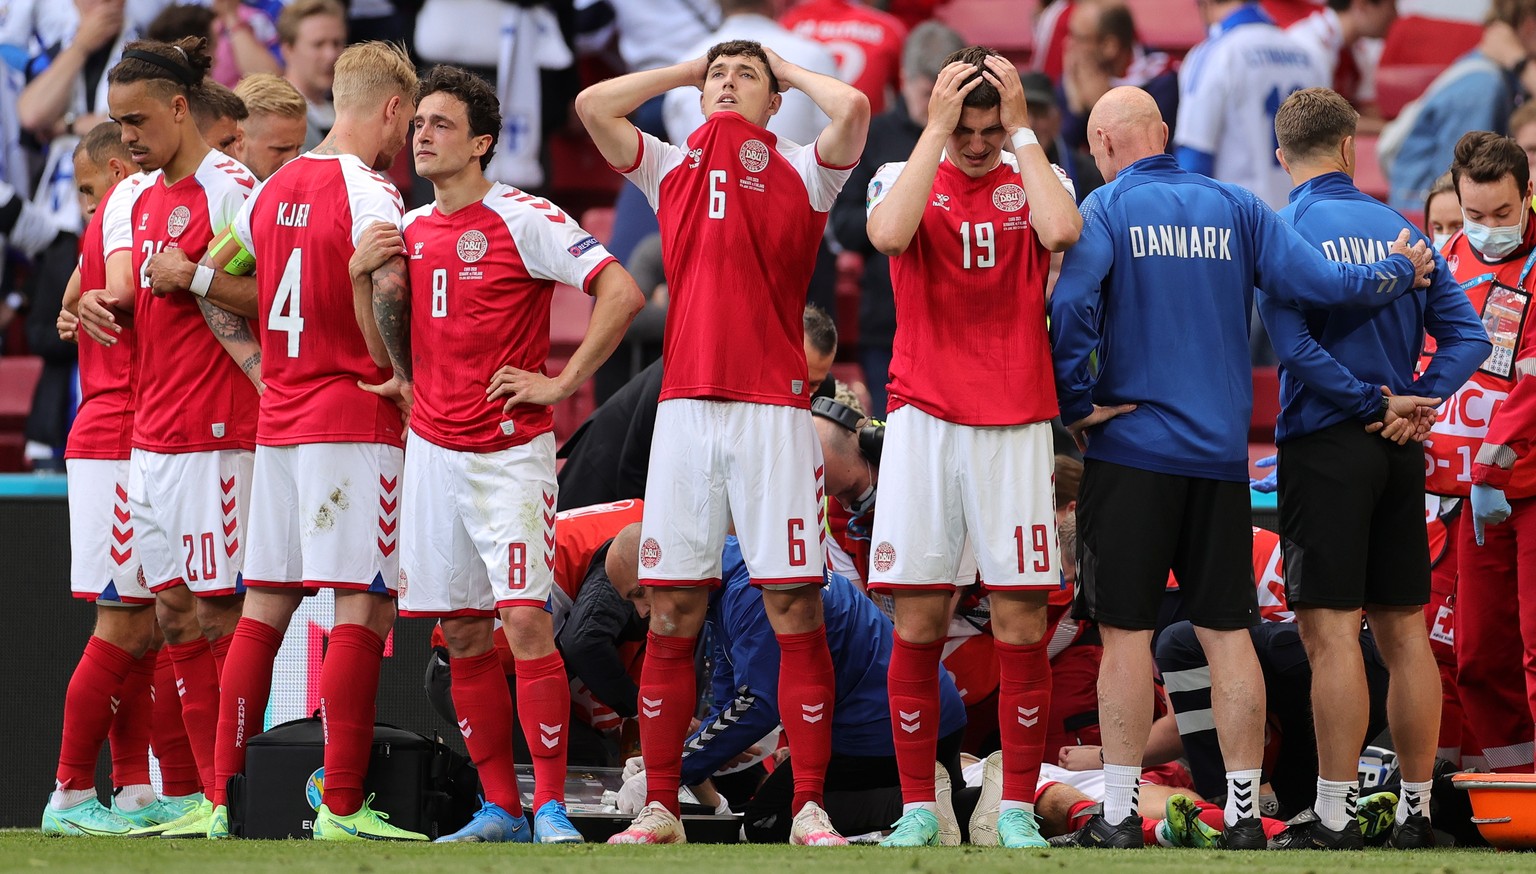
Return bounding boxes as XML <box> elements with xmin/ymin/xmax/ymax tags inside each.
<box><xmin>762</xmin><ymin>586</ymin><xmax>822</xmax><ymax>634</ymax></box>
<box><xmin>440</xmin><ymin>616</ymin><xmax>494</xmax><ymax>658</ymax></box>
<box><xmin>500</xmin><ymin>606</ymin><xmax>555</xmax><ymax>659</ymax></box>
<box><xmin>155</xmin><ymin>596</ymin><xmax>200</xmax><ymax>644</ymax></box>
<box><xmin>93</xmin><ymin>605</ymin><xmax>155</xmax><ymax>657</ymax></box>
<box><xmin>648</xmin><ymin>587</ymin><xmax>709</xmax><ymax>636</ymax></box>
<box><xmin>990</xmin><ymin>591</ymin><xmax>1050</xmax><ymax>645</ymax></box>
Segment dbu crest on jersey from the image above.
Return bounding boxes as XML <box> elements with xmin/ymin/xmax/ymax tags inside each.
<box><xmin>167</xmin><ymin>205</ymin><xmax>192</xmax><ymax>238</ymax></box>
<box><xmin>640</xmin><ymin>537</ymin><xmax>662</xmax><ymax>569</ymax></box>
<box><xmin>739</xmin><ymin>139</ymin><xmax>770</xmax><ymax>174</ymax></box>
<box><xmin>456</xmin><ymin>230</ymin><xmax>488</xmax><ymax>263</ymax></box>
<box><xmin>873</xmin><ymin>541</ymin><xmax>896</xmax><ymax>573</ymax></box>
<box><xmin>992</xmin><ymin>184</ymin><xmax>1025</xmax><ymax>213</ymax></box>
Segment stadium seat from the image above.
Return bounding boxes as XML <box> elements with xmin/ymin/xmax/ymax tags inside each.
<box><xmin>581</xmin><ymin>207</ymin><xmax>615</xmax><ymax>247</ymax></box>
<box><xmin>937</xmin><ymin>0</ymin><xmax>1037</xmax><ymax>60</ymax></box>
<box><xmin>1375</xmin><ymin>15</ymin><xmax>1482</xmax><ymax>120</ymax></box>
<box><xmin>834</xmin><ymin>251</ymin><xmax>862</xmax><ymax>353</ymax></box>
<box><xmin>1124</xmin><ymin>0</ymin><xmax>1206</xmax><ymax>54</ymax></box>
<box><xmin>1354</xmin><ymin>133</ymin><xmax>1389</xmax><ymax>201</ymax></box>
<box><xmin>1250</xmin><ymin>365</ymin><xmax>1280</xmax><ymax>444</ymax></box>
<box><xmin>0</xmin><ymin>356</ymin><xmax>42</xmax><ymax>472</ymax></box>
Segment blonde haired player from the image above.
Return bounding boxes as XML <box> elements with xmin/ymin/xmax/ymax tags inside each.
<box><xmin>202</xmin><ymin>40</ymin><xmax>424</xmax><ymax>841</ymax></box>
<box><xmin>233</xmin><ymin>73</ymin><xmax>309</xmax><ymax>181</ymax></box>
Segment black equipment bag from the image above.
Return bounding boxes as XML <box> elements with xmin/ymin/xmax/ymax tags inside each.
<box><xmin>226</xmin><ymin>716</ymin><xmax>479</xmax><ymax>839</ymax></box>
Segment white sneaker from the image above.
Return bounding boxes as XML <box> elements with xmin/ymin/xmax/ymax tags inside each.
<box><xmin>968</xmin><ymin>750</ymin><xmax>1004</xmax><ymax>846</ymax></box>
<box><xmin>607</xmin><ymin>802</ymin><xmax>687</xmax><ymax>845</ymax></box>
<box><xmin>789</xmin><ymin>800</ymin><xmax>848</xmax><ymax>846</ymax></box>
<box><xmin>934</xmin><ymin>762</ymin><xmax>961</xmax><ymax>846</ymax></box>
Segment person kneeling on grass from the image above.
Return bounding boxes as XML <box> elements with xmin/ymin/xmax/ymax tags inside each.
<box><xmin>609</xmin><ymin>531</ymin><xmax>968</xmax><ymax>843</ymax></box>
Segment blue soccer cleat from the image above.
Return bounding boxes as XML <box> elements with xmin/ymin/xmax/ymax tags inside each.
<box><xmin>533</xmin><ymin>799</ymin><xmax>585</xmax><ymax>844</ymax></box>
<box><xmin>435</xmin><ymin>799</ymin><xmax>531</xmax><ymax>843</ymax></box>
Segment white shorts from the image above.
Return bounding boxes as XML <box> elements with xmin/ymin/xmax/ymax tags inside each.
<box><xmin>129</xmin><ymin>447</ymin><xmax>253</xmax><ymax>596</ymax></box>
<box><xmin>960</xmin><ymin>761</ymin><xmax>1114</xmax><ymax>800</ymax></box>
<box><xmin>640</xmin><ymin>399</ymin><xmax>825</xmax><ymax>587</ymax></box>
<box><xmin>869</xmin><ymin>408</ymin><xmax>1059</xmax><ymax>590</ymax></box>
<box><xmin>67</xmin><ymin>458</ymin><xmax>150</xmax><ymax>605</ymax></box>
<box><xmin>397</xmin><ymin>430</ymin><xmax>557</xmax><ymax>616</ymax></box>
<box><xmin>243</xmin><ymin>442</ymin><xmax>403</xmax><ymax>592</ymax></box>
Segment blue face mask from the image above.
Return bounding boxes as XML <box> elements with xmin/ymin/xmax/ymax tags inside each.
<box><xmin>1463</xmin><ymin>211</ymin><xmax>1526</xmax><ymax>260</ymax></box>
<box><xmin>1432</xmin><ymin>232</ymin><xmax>1452</xmax><ymax>251</ymax></box>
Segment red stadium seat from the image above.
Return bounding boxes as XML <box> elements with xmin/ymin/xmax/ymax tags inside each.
<box><xmin>0</xmin><ymin>356</ymin><xmax>42</xmax><ymax>471</ymax></box>
<box><xmin>1353</xmin><ymin>133</ymin><xmax>1389</xmax><ymax>201</ymax></box>
<box><xmin>937</xmin><ymin>0</ymin><xmax>1037</xmax><ymax>60</ymax></box>
<box><xmin>1125</xmin><ymin>0</ymin><xmax>1205</xmax><ymax>54</ymax></box>
<box><xmin>1250</xmin><ymin>365</ymin><xmax>1280</xmax><ymax>444</ymax></box>
<box><xmin>1375</xmin><ymin>15</ymin><xmax>1482</xmax><ymax>120</ymax></box>
<box><xmin>580</xmin><ymin>207</ymin><xmax>615</xmax><ymax>247</ymax></box>
<box><xmin>834</xmin><ymin>250</ymin><xmax>862</xmax><ymax>353</ymax></box>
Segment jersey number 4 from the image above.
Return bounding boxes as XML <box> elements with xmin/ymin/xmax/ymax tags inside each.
<box><xmin>269</xmin><ymin>249</ymin><xmax>306</xmax><ymax>357</ymax></box>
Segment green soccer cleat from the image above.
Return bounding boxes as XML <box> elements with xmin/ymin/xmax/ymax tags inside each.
<box><xmin>1357</xmin><ymin>791</ymin><xmax>1399</xmax><ymax>844</ymax></box>
<box><xmin>997</xmin><ymin>808</ymin><xmax>1049</xmax><ymax>848</ymax></box>
<box><xmin>880</xmin><ymin>808</ymin><xmax>941</xmax><ymax>848</ymax></box>
<box><xmin>312</xmin><ymin>796</ymin><xmax>429</xmax><ymax>841</ymax></box>
<box><xmin>158</xmin><ymin>798</ymin><xmax>214</xmax><ymax>838</ymax></box>
<box><xmin>207</xmin><ymin>804</ymin><xmax>230</xmax><ymax>839</ymax></box>
<box><xmin>113</xmin><ymin>793</ymin><xmax>202</xmax><ymax>831</ymax></box>
<box><xmin>1161</xmin><ymin>794</ymin><xmax>1221</xmax><ymax>848</ymax></box>
<box><xmin>41</xmin><ymin>797</ymin><xmax>135</xmax><ymax>836</ymax></box>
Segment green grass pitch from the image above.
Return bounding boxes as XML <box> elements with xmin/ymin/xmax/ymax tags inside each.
<box><xmin>0</xmin><ymin>833</ymin><xmax>1523</xmax><ymax>874</ymax></box>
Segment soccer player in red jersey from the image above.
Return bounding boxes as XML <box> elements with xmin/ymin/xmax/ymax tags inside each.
<box><xmin>576</xmin><ymin>39</ymin><xmax>870</xmax><ymax>846</ymax></box>
<box><xmin>782</xmin><ymin>0</ymin><xmax>908</xmax><ymax>114</ymax></box>
<box><xmin>201</xmin><ymin>41</ymin><xmax>422</xmax><ymax>842</ymax></box>
<box><xmin>364</xmin><ymin>65</ymin><xmax>642</xmax><ymax>843</ymax></box>
<box><xmin>43</xmin><ymin>123</ymin><xmax>201</xmax><ymax>837</ymax></box>
<box><xmin>864</xmin><ymin>47</ymin><xmax>1082</xmax><ymax>848</ymax></box>
<box><xmin>76</xmin><ymin>37</ymin><xmax>260</xmax><ymax>838</ymax></box>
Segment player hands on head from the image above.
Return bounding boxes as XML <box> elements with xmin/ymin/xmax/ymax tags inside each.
<box><xmin>349</xmin><ymin>63</ymin><xmax>642</xmax><ymax>844</ymax></box>
<box><xmin>199</xmin><ymin>41</ymin><xmax>422</xmax><ymax>843</ymax></box>
<box><xmin>576</xmin><ymin>34</ymin><xmax>870</xmax><ymax>848</ymax></box>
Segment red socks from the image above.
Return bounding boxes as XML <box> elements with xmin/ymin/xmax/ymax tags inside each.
<box><xmin>639</xmin><ymin>631</ymin><xmax>697</xmax><ymax>814</ymax></box>
<box><xmin>318</xmin><ymin>624</ymin><xmax>384</xmax><ymax>816</ymax></box>
<box><xmin>56</xmin><ymin>636</ymin><xmax>136</xmax><ymax>789</ymax></box>
<box><xmin>213</xmin><ymin>618</ymin><xmax>284</xmax><ymax>807</ymax></box>
<box><xmin>776</xmin><ymin>626</ymin><xmax>835</xmax><ymax>813</ymax></box>
<box><xmin>515</xmin><ymin>650</ymin><xmax>571</xmax><ymax>811</ymax></box>
<box><xmin>153</xmin><ymin>648</ymin><xmax>201</xmax><ymax>796</ymax></box>
<box><xmin>210</xmin><ymin>634</ymin><xmax>232</xmax><ymax>679</ymax></box>
<box><xmin>995</xmin><ymin>639</ymin><xmax>1051</xmax><ymax>806</ymax></box>
<box><xmin>109</xmin><ymin>647</ymin><xmax>157</xmax><ymax>788</ymax></box>
<box><xmin>449</xmin><ymin>650</ymin><xmax>522</xmax><ymax>816</ymax></box>
<box><xmin>887</xmin><ymin>634</ymin><xmax>943</xmax><ymax>805</ymax></box>
<box><xmin>165</xmin><ymin>637</ymin><xmax>222</xmax><ymax>797</ymax></box>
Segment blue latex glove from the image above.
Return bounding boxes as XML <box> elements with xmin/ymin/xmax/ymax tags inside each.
<box><xmin>1471</xmin><ymin>483</ymin><xmax>1513</xmax><ymax>546</ymax></box>
<box><xmin>1249</xmin><ymin>455</ymin><xmax>1278</xmax><ymax>494</ymax></box>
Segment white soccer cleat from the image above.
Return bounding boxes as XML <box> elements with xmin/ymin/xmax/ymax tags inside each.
<box><xmin>934</xmin><ymin>762</ymin><xmax>961</xmax><ymax>847</ymax></box>
<box><xmin>968</xmin><ymin>750</ymin><xmax>1004</xmax><ymax>847</ymax></box>
<box><xmin>790</xmin><ymin>800</ymin><xmax>848</xmax><ymax>846</ymax></box>
<box><xmin>607</xmin><ymin>801</ymin><xmax>687</xmax><ymax>845</ymax></box>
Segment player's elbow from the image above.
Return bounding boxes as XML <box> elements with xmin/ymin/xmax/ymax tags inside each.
<box><xmin>866</xmin><ymin>217</ymin><xmax>910</xmax><ymax>258</ymax></box>
<box><xmin>1039</xmin><ymin>216</ymin><xmax>1083</xmax><ymax>253</ymax></box>
<box><xmin>834</xmin><ymin>88</ymin><xmax>871</xmax><ymax>127</ymax></box>
<box><xmin>574</xmin><ymin>86</ymin><xmax>612</xmax><ymax>127</ymax></box>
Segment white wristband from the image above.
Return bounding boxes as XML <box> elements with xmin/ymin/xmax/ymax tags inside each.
<box><xmin>1011</xmin><ymin>127</ymin><xmax>1040</xmax><ymax>150</ymax></box>
<box><xmin>189</xmin><ymin>264</ymin><xmax>215</xmax><ymax>298</ymax></box>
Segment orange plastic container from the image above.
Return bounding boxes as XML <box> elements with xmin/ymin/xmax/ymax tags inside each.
<box><xmin>1453</xmin><ymin>772</ymin><xmax>1536</xmax><ymax>849</ymax></box>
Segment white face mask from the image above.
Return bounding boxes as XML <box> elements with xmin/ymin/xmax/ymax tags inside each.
<box><xmin>1462</xmin><ymin>210</ymin><xmax>1526</xmax><ymax>260</ymax></box>
<box><xmin>1432</xmin><ymin>232</ymin><xmax>1452</xmax><ymax>251</ymax></box>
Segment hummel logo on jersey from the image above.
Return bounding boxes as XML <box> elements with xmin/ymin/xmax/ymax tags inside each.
<box><xmin>458</xmin><ymin>717</ymin><xmax>472</xmax><ymax>738</ymax></box>
<box><xmin>110</xmin><ymin>696</ymin><xmax>121</xmax><ymax>714</ymax></box>
<box><xmin>931</xmin><ymin>193</ymin><xmax>951</xmax><ymax>211</ymax></box>
<box><xmin>412</xmin><ymin>241</ymin><xmax>425</xmax><ymax>260</ymax></box>
<box><xmin>641</xmin><ymin>697</ymin><xmax>663</xmax><ymax>719</ymax></box>
<box><xmin>687</xmin><ymin>148</ymin><xmax>704</xmax><ymax>169</ymax></box>
<box><xmin>898</xmin><ymin>710</ymin><xmax>921</xmax><ymax>734</ymax></box>
<box><xmin>138</xmin><ymin>213</ymin><xmax>149</xmax><ymax>231</ymax></box>
<box><xmin>1018</xmin><ymin>705</ymin><xmax>1040</xmax><ymax>727</ymax></box>
<box><xmin>801</xmin><ymin>702</ymin><xmax>825</xmax><ymax>724</ymax></box>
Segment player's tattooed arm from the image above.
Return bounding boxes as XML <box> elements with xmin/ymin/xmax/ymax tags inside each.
<box><xmin>351</xmin><ymin>221</ymin><xmax>404</xmax><ymax>369</ymax></box>
<box><xmin>197</xmin><ymin>296</ymin><xmax>264</xmax><ymax>392</ymax></box>
<box><xmin>371</xmin><ymin>254</ymin><xmax>412</xmax><ymax>381</ymax></box>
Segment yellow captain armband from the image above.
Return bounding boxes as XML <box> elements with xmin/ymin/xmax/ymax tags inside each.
<box><xmin>209</xmin><ymin>227</ymin><xmax>256</xmax><ymax>276</ymax></box>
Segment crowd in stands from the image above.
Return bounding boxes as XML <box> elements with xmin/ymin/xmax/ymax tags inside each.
<box><xmin>12</xmin><ymin>0</ymin><xmax>1536</xmax><ymax>850</ymax></box>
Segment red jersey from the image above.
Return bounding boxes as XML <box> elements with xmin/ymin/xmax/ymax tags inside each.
<box><xmin>1426</xmin><ymin>230</ymin><xmax>1536</xmax><ymax>498</ymax></box>
<box><xmin>231</xmin><ymin>153</ymin><xmax>404</xmax><ymax>447</ymax></box>
<box><xmin>109</xmin><ymin>152</ymin><xmax>258</xmax><ymax>453</ymax></box>
<box><xmin>402</xmin><ymin>183</ymin><xmax>617</xmax><ymax>452</ymax></box>
<box><xmin>67</xmin><ymin>176</ymin><xmax>146</xmax><ymax>461</ymax></box>
<box><xmin>618</xmin><ymin>112</ymin><xmax>853</xmax><ymax>407</ymax></box>
<box><xmin>782</xmin><ymin>0</ymin><xmax>907</xmax><ymax>114</ymax></box>
<box><xmin>869</xmin><ymin>153</ymin><xmax>1069</xmax><ymax>425</ymax></box>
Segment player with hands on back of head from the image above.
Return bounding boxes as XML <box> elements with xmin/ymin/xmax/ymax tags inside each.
<box><xmin>864</xmin><ymin>46</ymin><xmax>1081</xmax><ymax>849</ymax></box>
<box><xmin>355</xmin><ymin>64</ymin><xmax>643</xmax><ymax>844</ymax></box>
<box><xmin>203</xmin><ymin>40</ymin><xmax>424</xmax><ymax>842</ymax></box>
<box><xmin>575</xmin><ymin>37</ymin><xmax>870</xmax><ymax>846</ymax></box>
